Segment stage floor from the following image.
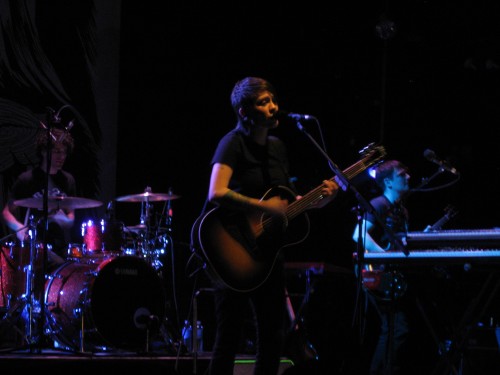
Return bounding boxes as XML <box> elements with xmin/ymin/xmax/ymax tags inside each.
<box><xmin>0</xmin><ymin>348</ymin><xmax>297</xmax><ymax>375</ymax></box>
<box><xmin>0</xmin><ymin>348</ymin><xmax>212</xmax><ymax>374</ymax></box>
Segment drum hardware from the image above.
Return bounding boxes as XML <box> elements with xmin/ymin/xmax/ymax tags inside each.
<box><xmin>1</xmin><ymin>196</ymin><xmax>105</xmax><ymax>351</ymax></box>
<box><xmin>1</xmin><ymin>216</ymin><xmax>45</xmax><ymax>349</ymax></box>
<box><xmin>116</xmin><ymin>187</ymin><xmax>179</xmax><ymax>272</ymax></box>
<box><xmin>111</xmin><ymin>187</ymin><xmax>181</xmax><ymax>354</ymax></box>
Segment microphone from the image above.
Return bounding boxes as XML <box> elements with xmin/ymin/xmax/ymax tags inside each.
<box><xmin>423</xmin><ymin>149</ymin><xmax>459</xmax><ymax>176</ymax></box>
<box><xmin>277</xmin><ymin>110</ymin><xmax>316</xmax><ymax>121</ymax></box>
<box><xmin>286</xmin><ymin>112</ymin><xmax>316</xmax><ymax>121</ymax></box>
<box><xmin>276</xmin><ymin>110</ymin><xmax>317</xmax><ymax>132</ymax></box>
<box><xmin>56</xmin><ymin>120</ymin><xmax>74</xmax><ymax>143</ymax></box>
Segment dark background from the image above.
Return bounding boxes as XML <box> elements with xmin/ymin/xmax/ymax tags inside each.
<box><xmin>1</xmin><ymin>1</ymin><xmax>499</xmax><ymax>373</ymax></box>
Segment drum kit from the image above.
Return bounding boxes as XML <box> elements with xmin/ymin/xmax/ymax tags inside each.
<box><xmin>1</xmin><ymin>187</ymin><xmax>180</xmax><ymax>353</ymax></box>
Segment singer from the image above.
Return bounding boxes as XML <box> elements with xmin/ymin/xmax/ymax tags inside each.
<box><xmin>2</xmin><ymin>117</ymin><xmax>77</xmax><ymax>265</ymax></box>
<box><xmin>192</xmin><ymin>77</ymin><xmax>338</xmax><ymax>375</ymax></box>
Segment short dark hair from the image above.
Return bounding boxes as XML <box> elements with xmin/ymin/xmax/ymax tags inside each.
<box><xmin>230</xmin><ymin>77</ymin><xmax>277</xmax><ymax>116</ymax></box>
<box><xmin>374</xmin><ymin>160</ymin><xmax>408</xmax><ymax>189</ymax></box>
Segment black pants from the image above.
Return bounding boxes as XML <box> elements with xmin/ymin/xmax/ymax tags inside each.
<box><xmin>208</xmin><ymin>267</ymin><xmax>287</xmax><ymax>375</ymax></box>
<box><xmin>367</xmin><ymin>292</ymin><xmax>409</xmax><ymax>375</ymax></box>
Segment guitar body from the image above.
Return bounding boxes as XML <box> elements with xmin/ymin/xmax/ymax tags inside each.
<box><xmin>193</xmin><ymin>186</ymin><xmax>310</xmax><ymax>292</ymax></box>
<box><xmin>361</xmin><ymin>268</ymin><xmax>407</xmax><ymax>301</ymax></box>
<box><xmin>360</xmin><ymin>205</ymin><xmax>458</xmax><ymax>301</ymax></box>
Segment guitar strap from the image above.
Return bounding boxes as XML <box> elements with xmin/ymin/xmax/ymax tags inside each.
<box><xmin>267</xmin><ymin>139</ymin><xmax>298</xmax><ymax>194</ymax></box>
<box><xmin>261</xmin><ymin>142</ymin><xmax>271</xmax><ymax>188</ymax></box>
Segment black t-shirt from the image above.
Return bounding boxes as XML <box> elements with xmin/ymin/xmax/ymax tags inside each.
<box><xmin>208</xmin><ymin>128</ymin><xmax>300</xmax><ymax>275</ymax></box>
<box><xmin>366</xmin><ymin>194</ymin><xmax>409</xmax><ymax>251</ymax></box>
<box><xmin>211</xmin><ymin>128</ymin><xmax>296</xmax><ymax>199</ymax></box>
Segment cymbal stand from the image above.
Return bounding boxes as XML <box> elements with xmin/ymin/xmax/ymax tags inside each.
<box><xmin>23</xmin><ymin>216</ymin><xmax>42</xmax><ymax>347</ymax></box>
<box><xmin>139</xmin><ymin>194</ymin><xmax>155</xmax><ymax>265</ymax></box>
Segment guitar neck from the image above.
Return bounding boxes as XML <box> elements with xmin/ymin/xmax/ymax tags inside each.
<box><xmin>286</xmin><ymin>152</ymin><xmax>381</xmax><ymax>221</ymax></box>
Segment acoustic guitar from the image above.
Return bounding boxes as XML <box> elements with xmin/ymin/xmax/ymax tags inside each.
<box><xmin>193</xmin><ymin>143</ymin><xmax>386</xmax><ymax>292</ymax></box>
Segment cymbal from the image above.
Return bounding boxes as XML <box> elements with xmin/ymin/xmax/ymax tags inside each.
<box><xmin>115</xmin><ymin>191</ymin><xmax>180</xmax><ymax>202</ymax></box>
<box><xmin>126</xmin><ymin>224</ymin><xmax>147</xmax><ymax>233</ymax></box>
<box><xmin>125</xmin><ymin>224</ymin><xmax>170</xmax><ymax>234</ymax></box>
<box><xmin>14</xmin><ymin>196</ymin><xmax>103</xmax><ymax>210</ymax></box>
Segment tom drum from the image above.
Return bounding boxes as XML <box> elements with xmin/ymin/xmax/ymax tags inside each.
<box><xmin>0</xmin><ymin>241</ymin><xmax>44</xmax><ymax>308</ymax></box>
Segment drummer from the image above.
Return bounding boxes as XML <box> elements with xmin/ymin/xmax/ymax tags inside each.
<box><xmin>2</xmin><ymin>120</ymin><xmax>76</xmax><ymax>265</ymax></box>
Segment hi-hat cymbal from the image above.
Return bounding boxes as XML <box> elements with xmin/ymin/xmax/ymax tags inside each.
<box><xmin>116</xmin><ymin>191</ymin><xmax>180</xmax><ymax>202</ymax></box>
<box><xmin>14</xmin><ymin>196</ymin><xmax>103</xmax><ymax>210</ymax></box>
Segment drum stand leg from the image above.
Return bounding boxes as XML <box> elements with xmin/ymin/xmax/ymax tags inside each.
<box><xmin>1</xmin><ymin>297</ymin><xmax>30</xmax><ymax>346</ymax></box>
<box><xmin>24</xmin><ymin>223</ymin><xmax>45</xmax><ymax>351</ymax></box>
<box><xmin>79</xmin><ymin>310</ymin><xmax>85</xmax><ymax>353</ymax></box>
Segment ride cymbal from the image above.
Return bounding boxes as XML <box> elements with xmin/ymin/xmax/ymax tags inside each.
<box><xmin>14</xmin><ymin>196</ymin><xmax>103</xmax><ymax>210</ymax></box>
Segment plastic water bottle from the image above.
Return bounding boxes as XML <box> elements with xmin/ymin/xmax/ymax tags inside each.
<box><xmin>182</xmin><ymin>320</ymin><xmax>204</xmax><ymax>352</ymax></box>
<box><xmin>182</xmin><ymin>320</ymin><xmax>192</xmax><ymax>351</ymax></box>
<box><xmin>195</xmin><ymin>320</ymin><xmax>204</xmax><ymax>352</ymax></box>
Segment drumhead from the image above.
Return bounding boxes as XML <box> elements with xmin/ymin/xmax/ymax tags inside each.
<box><xmin>90</xmin><ymin>256</ymin><xmax>167</xmax><ymax>350</ymax></box>
<box><xmin>45</xmin><ymin>256</ymin><xmax>167</xmax><ymax>352</ymax></box>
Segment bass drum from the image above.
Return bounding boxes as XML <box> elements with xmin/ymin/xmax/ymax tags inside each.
<box><xmin>44</xmin><ymin>256</ymin><xmax>166</xmax><ymax>352</ymax></box>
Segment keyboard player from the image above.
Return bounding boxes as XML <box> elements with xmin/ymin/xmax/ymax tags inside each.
<box><xmin>352</xmin><ymin>159</ymin><xmax>412</xmax><ymax>375</ymax></box>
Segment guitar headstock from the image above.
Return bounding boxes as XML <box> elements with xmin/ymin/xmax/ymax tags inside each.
<box><xmin>359</xmin><ymin>143</ymin><xmax>386</xmax><ymax>165</ymax></box>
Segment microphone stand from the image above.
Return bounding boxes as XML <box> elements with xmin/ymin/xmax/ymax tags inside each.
<box><xmin>294</xmin><ymin>120</ymin><xmax>404</xmax><ymax>375</ymax></box>
<box><xmin>293</xmin><ymin>121</ymin><xmax>404</xmax><ymax>252</ymax></box>
<box><xmin>38</xmin><ymin>114</ymin><xmax>54</xmax><ymax>352</ymax></box>
<box><xmin>406</xmin><ymin>168</ymin><xmax>444</xmax><ymax>198</ymax></box>
<box><xmin>28</xmin><ymin>111</ymin><xmax>55</xmax><ymax>353</ymax></box>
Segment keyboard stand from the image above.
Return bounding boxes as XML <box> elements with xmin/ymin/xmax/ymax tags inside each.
<box><xmin>431</xmin><ymin>270</ymin><xmax>500</xmax><ymax>375</ymax></box>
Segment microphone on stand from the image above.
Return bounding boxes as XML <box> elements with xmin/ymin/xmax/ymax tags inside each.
<box><xmin>56</xmin><ymin>120</ymin><xmax>74</xmax><ymax>143</ymax></box>
<box><xmin>277</xmin><ymin>110</ymin><xmax>317</xmax><ymax>121</ymax></box>
<box><xmin>45</xmin><ymin>105</ymin><xmax>75</xmax><ymax>143</ymax></box>
<box><xmin>276</xmin><ymin>110</ymin><xmax>318</xmax><ymax>131</ymax></box>
<box><xmin>423</xmin><ymin>149</ymin><xmax>460</xmax><ymax>176</ymax></box>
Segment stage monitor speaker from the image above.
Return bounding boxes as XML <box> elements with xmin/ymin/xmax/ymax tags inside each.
<box><xmin>233</xmin><ymin>358</ymin><xmax>294</xmax><ymax>375</ymax></box>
